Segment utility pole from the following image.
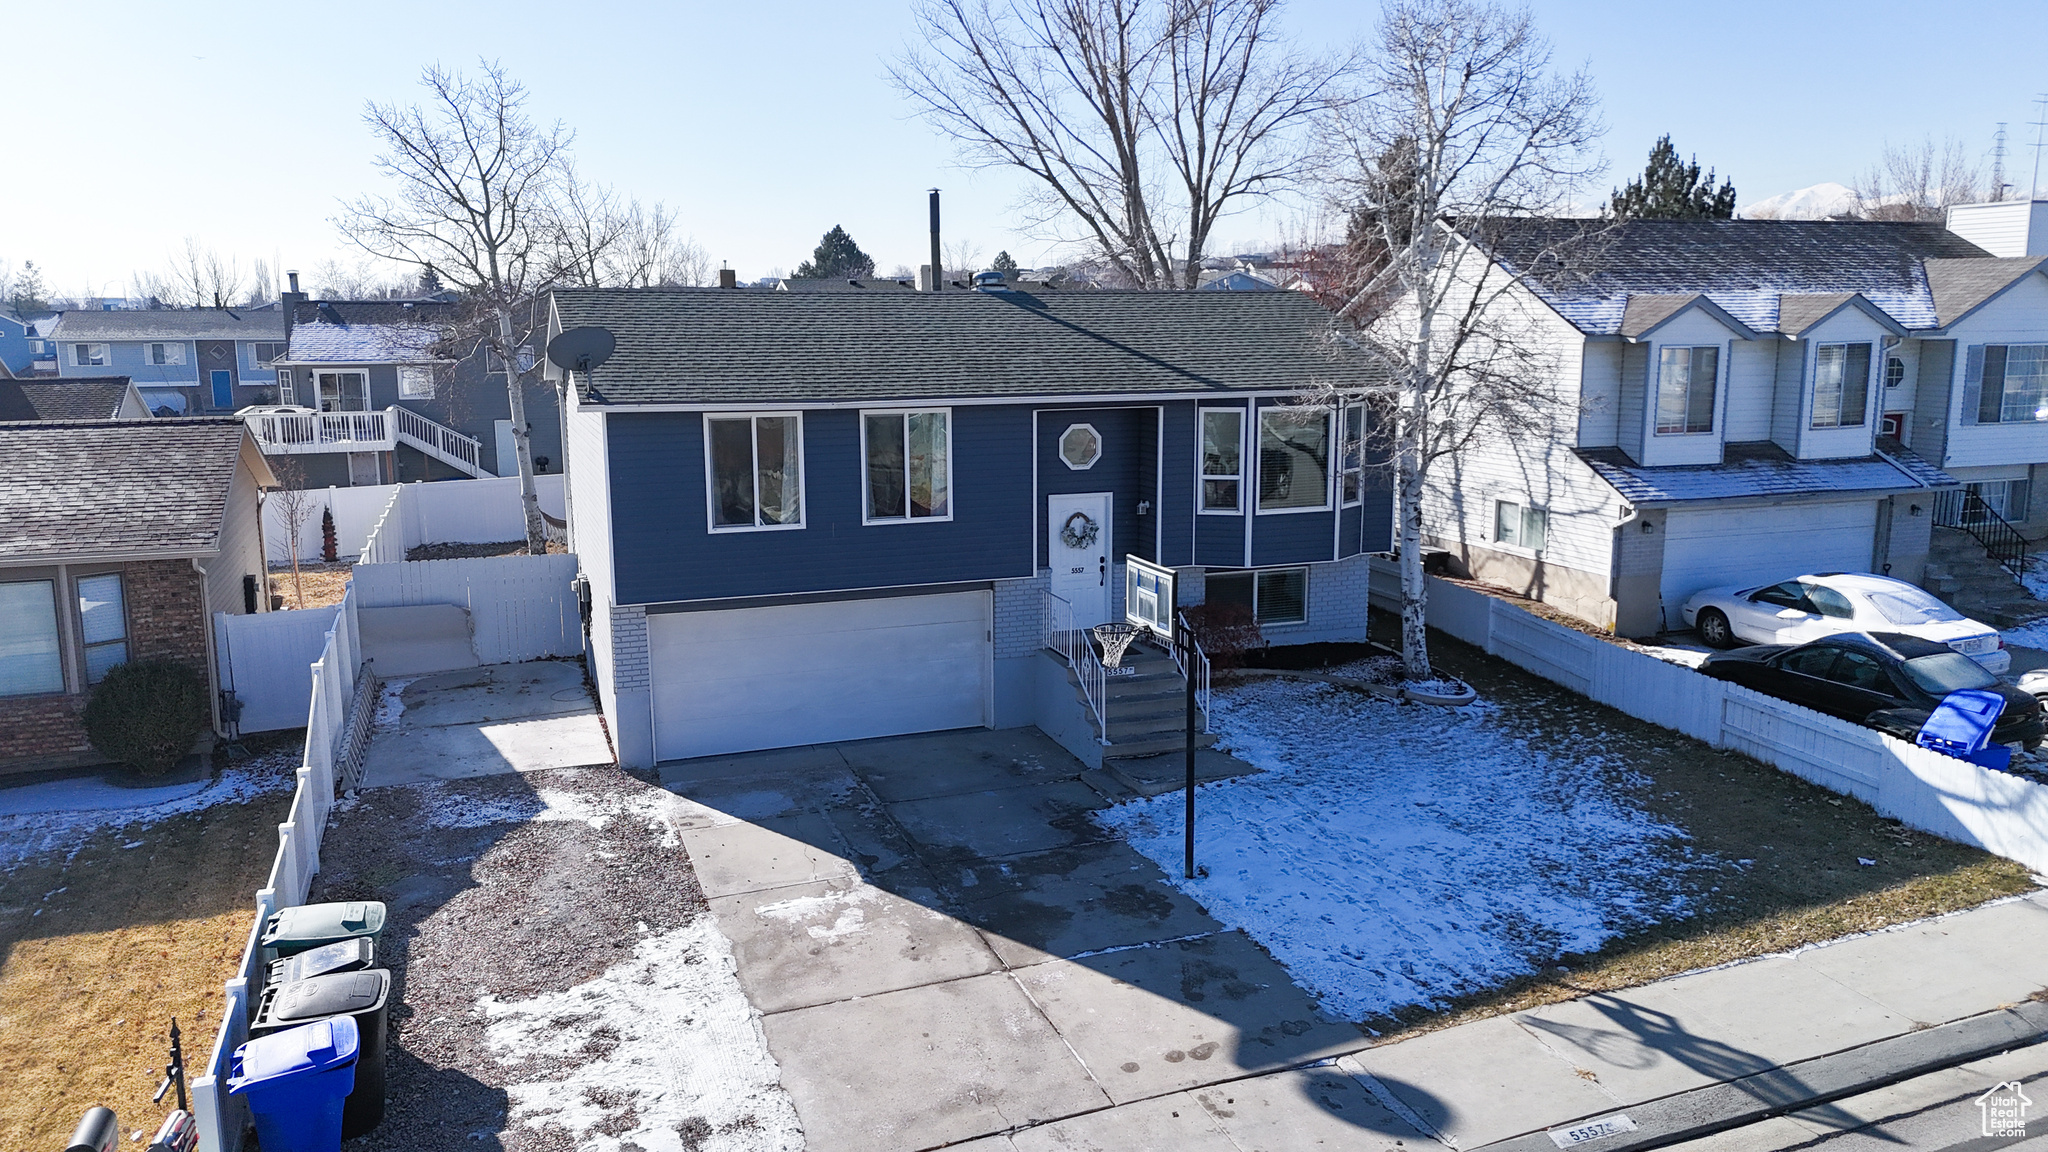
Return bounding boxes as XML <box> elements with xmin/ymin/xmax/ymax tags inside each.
<box><xmin>2029</xmin><ymin>95</ymin><xmax>2048</xmax><ymax>200</ymax></box>
<box><xmin>1991</xmin><ymin>123</ymin><xmax>2009</xmax><ymax>202</ymax></box>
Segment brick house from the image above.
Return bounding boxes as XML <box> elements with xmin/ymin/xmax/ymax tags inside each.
<box><xmin>0</xmin><ymin>418</ymin><xmax>277</xmax><ymax>775</ymax></box>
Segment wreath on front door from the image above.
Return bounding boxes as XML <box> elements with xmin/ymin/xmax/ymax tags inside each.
<box><xmin>1059</xmin><ymin>511</ymin><xmax>1101</xmax><ymax>550</ymax></box>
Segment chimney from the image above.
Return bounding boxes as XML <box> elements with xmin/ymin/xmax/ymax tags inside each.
<box><xmin>928</xmin><ymin>189</ymin><xmax>943</xmax><ymax>292</ymax></box>
<box><xmin>917</xmin><ymin>265</ymin><xmax>934</xmax><ymax>292</ymax></box>
<box><xmin>718</xmin><ymin>268</ymin><xmax>738</xmax><ymax>289</ymax></box>
<box><xmin>280</xmin><ymin>268</ymin><xmax>308</xmax><ymax>333</ymax></box>
<box><xmin>287</xmin><ymin>270</ymin><xmax>300</xmax><ymax>294</ymax></box>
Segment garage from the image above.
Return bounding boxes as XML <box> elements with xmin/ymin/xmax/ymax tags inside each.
<box><xmin>648</xmin><ymin>590</ymin><xmax>993</xmax><ymax>761</ymax></box>
<box><xmin>1660</xmin><ymin>500</ymin><xmax>1878</xmax><ymax>619</ymax></box>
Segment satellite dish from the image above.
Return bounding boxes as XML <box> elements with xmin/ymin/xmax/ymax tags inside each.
<box><xmin>547</xmin><ymin>326</ymin><xmax>616</xmax><ymax>372</ymax></box>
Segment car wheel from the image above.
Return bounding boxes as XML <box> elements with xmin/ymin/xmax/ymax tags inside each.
<box><xmin>1697</xmin><ymin>609</ymin><xmax>1736</xmax><ymax>649</ymax></box>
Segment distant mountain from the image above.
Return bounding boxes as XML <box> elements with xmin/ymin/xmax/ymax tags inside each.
<box><xmin>1736</xmin><ymin>182</ymin><xmax>1862</xmax><ymax>220</ymax></box>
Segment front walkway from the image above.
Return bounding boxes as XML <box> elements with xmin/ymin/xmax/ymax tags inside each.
<box><xmin>661</xmin><ymin>727</ymin><xmax>2048</xmax><ymax>1152</ymax></box>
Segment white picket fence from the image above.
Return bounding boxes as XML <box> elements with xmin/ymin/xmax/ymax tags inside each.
<box><xmin>1369</xmin><ymin>560</ymin><xmax>2048</xmax><ymax>871</ymax></box>
<box><xmin>264</xmin><ymin>473</ymin><xmax>566</xmax><ymax>562</ymax></box>
<box><xmin>190</xmin><ymin>586</ymin><xmax>372</xmax><ymax>1152</ymax></box>
<box><xmin>354</xmin><ymin>553</ymin><xmax>582</xmax><ymax>664</ymax></box>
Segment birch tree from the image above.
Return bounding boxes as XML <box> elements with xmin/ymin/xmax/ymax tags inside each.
<box><xmin>892</xmin><ymin>0</ymin><xmax>1344</xmax><ymax>289</ymax></box>
<box><xmin>1323</xmin><ymin>0</ymin><xmax>1602</xmax><ymax>680</ymax></box>
<box><xmin>337</xmin><ymin>60</ymin><xmax>566</xmax><ymax>553</ymax></box>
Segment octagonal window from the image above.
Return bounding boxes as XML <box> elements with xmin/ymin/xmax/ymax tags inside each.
<box><xmin>1059</xmin><ymin>423</ymin><xmax>1102</xmax><ymax>470</ymax></box>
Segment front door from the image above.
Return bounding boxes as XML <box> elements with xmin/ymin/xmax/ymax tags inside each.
<box><xmin>210</xmin><ymin>370</ymin><xmax>234</xmax><ymax>410</ymax></box>
<box><xmin>1048</xmin><ymin>492</ymin><xmax>1113</xmax><ymax>627</ymax></box>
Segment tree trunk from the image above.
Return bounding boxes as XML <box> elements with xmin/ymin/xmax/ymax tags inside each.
<box><xmin>499</xmin><ymin>305</ymin><xmax>546</xmax><ymax>555</ymax></box>
<box><xmin>1398</xmin><ymin>276</ymin><xmax>1435</xmax><ymax>682</ymax></box>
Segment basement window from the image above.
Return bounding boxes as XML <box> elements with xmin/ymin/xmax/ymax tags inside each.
<box><xmin>1204</xmin><ymin>568</ymin><xmax>1309</xmax><ymax>626</ymax></box>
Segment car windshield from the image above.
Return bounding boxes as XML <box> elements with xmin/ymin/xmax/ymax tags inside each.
<box><xmin>1900</xmin><ymin>652</ymin><xmax>1999</xmax><ymax>694</ymax></box>
<box><xmin>1867</xmin><ymin>588</ymin><xmax>1967</xmax><ymax>626</ymax></box>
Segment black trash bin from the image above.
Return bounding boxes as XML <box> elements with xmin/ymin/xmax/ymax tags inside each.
<box><xmin>265</xmin><ymin>936</ymin><xmax>376</xmax><ymax>988</ymax></box>
<box><xmin>252</xmin><ymin>969</ymin><xmax>392</xmax><ymax>1139</ymax></box>
<box><xmin>261</xmin><ymin>901</ymin><xmax>386</xmax><ymax>958</ymax></box>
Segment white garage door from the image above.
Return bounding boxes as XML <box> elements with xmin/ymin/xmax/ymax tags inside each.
<box><xmin>649</xmin><ymin>590</ymin><xmax>992</xmax><ymax>761</ymax></box>
<box><xmin>1661</xmin><ymin>501</ymin><xmax>1877</xmax><ymax>617</ymax></box>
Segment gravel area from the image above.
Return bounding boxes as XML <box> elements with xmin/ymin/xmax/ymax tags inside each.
<box><xmin>406</xmin><ymin>540</ymin><xmax>568</xmax><ymax>561</ymax></box>
<box><xmin>312</xmin><ymin>766</ymin><xmax>797</xmax><ymax>1150</ymax></box>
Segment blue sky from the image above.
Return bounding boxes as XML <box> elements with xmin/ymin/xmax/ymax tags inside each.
<box><xmin>7</xmin><ymin>0</ymin><xmax>2044</xmax><ymax>297</ymax></box>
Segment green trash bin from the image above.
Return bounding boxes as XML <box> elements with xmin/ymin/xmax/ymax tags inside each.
<box><xmin>252</xmin><ymin>969</ymin><xmax>392</xmax><ymax>1139</ymax></box>
<box><xmin>261</xmin><ymin>901</ymin><xmax>386</xmax><ymax>958</ymax></box>
<box><xmin>265</xmin><ymin>936</ymin><xmax>376</xmax><ymax>988</ymax></box>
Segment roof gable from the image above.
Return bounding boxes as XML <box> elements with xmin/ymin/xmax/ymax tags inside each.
<box><xmin>0</xmin><ymin>418</ymin><xmax>255</xmax><ymax>561</ymax></box>
<box><xmin>1775</xmin><ymin>293</ymin><xmax>1909</xmax><ymax>338</ymax></box>
<box><xmin>1923</xmin><ymin>257</ymin><xmax>2048</xmax><ymax>328</ymax></box>
<box><xmin>0</xmin><ymin>377</ymin><xmax>140</xmax><ymax>420</ymax></box>
<box><xmin>1618</xmin><ymin>294</ymin><xmax>1758</xmax><ymax>340</ymax></box>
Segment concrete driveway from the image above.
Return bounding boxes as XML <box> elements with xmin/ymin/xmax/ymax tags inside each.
<box><xmin>657</xmin><ymin>728</ymin><xmax>1426</xmax><ymax>1152</ymax></box>
<box><xmin>360</xmin><ymin>661</ymin><xmax>615</xmax><ymax>787</ymax></box>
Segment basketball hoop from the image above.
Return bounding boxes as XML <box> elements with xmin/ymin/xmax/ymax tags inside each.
<box><xmin>1092</xmin><ymin>622</ymin><xmax>1139</xmax><ymax>669</ymax></box>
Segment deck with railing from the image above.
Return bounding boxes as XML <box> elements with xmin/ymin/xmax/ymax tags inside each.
<box><xmin>244</xmin><ymin>406</ymin><xmax>487</xmax><ymax>478</ymax></box>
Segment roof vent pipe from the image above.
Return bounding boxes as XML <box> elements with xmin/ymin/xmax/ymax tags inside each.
<box><xmin>929</xmin><ymin>189</ymin><xmax>943</xmax><ymax>293</ymax></box>
<box><xmin>973</xmin><ymin>270</ymin><xmax>1007</xmax><ymax>290</ymax></box>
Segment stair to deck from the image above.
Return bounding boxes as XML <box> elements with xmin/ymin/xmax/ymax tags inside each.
<box><xmin>1064</xmin><ymin>639</ymin><xmax>1218</xmax><ymax>763</ymax></box>
<box><xmin>1922</xmin><ymin>526</ymin><xmax>2048</xmax><ymax>629</ymax></box>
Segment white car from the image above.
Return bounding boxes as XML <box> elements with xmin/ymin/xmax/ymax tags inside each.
<box><xmin>1681</xmin><ymin>572</ymin><xmax>2010</xmax><ymax>675</ymax></box>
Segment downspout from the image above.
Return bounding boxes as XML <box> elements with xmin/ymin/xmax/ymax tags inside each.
<box><xmin>193</xmin><ymin>556</ymin><xmax>225</xmax><ymax>737</ymax></box>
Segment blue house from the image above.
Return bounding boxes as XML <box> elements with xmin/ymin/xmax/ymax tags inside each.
<box><xmin>548</xmin><ymin>277</ymin><xmax>1392</xmax><ymax>767</ymax></box>
<box><xmin>49</xmin><ymin>308</ymin><xmax>287</xmax><ymax>415</ymax></box>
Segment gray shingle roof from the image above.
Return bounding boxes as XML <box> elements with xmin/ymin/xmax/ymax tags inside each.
<box><xmin>0</xmin><ymin>377</ymin><xmax>135</xmax><ymax>420</ymax></box>
<box><xmin>51</xmin><ymin>309</ymin><xmax>287</xmax><ymax>342</ymax></box>
<box><xmin>1576</xmin><ymin>439</ymin><xmax>1955</xmax><ymax>505</ymax></box>
<box><xmin>1923</xmin><ymin>257</ymin><xmax>2048</xmax><ymax>327</ymax></box>
<box><xmin>550</xmin><ymin>287</ymin><xmax>1378</xmax><ymax>404</ymax></box>
<box><xmin>775</xmin><ymin>278</ymin><xmax>919</xmax><ymax>292</ymax></box>
<box><xmin>1475</xmin><ymin>218</ymin><xmax>1995</xmax><ymax>335</ymax></box>
<box><xmin>284</xmin><ymin>321</ymin><xmax>445</xmax><ymax>364</ymax></box>
<box><xmin>0</xmin><ymin>418</ymin><xmax>251</xmax><ymax>560</ymax></box>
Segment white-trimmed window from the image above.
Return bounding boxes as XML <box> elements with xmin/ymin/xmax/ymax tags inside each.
<box><xmin>0</xmin><ymin>579</ymin><xmax>63</xmax><ymax>696</ymax></box>
<box><xmin>1256</xmin><ymin>407</ymin><xmax>1331</xmax><ymax>512</ymax></box>
<box><xmin>1884</xmin><ymin>355</ymin><xmax>1906</xmax><ymax>389</ymax></box>
<box><xmin>706</xmin><ymin>414</ymin><xmax>804</xmax><ymax>530</ymax></box>
<box><xmin>1340</xmin><ymin>403</ymin><xmax>1365</xmax><ymax>506</ymax></box>
<box><xmin>1205</xmin><ymin>568</ymin><xmax>1309</xmax><ymax>626</ymax></box>
<box><xmin>398</xmin><ymin>365</ymin><xmax>435</xmax><ymax>399</ymax></box>
<box><xmin>1199</xmin><ymin>408</ymin><xmax>1243</xmax><ymax>513</ymax></box>
<box><xmin>1495</xmin><ymin>500</ymin><xmax>1548</xmax><ymax>554</ymax></box>
<box><xmin>76</xmin><ymin>573</ymin><xmax>128</xmax><ymax>684</ymax></box>
<box><xmin>276</xmin><ymin>369</ymin><xmax>295</xmax><ymax>405</ymax></box>
<box><xmin>1655</xmin><ymin>346</ymin><xmax>1718</xmax><ymax>435</ymax></box>
<box><xmin>1963</xmin><ymin>344</ymin><xmax>2048</xmax><ymax>425</ymax></box>
<box><xmin>72</xmin><ymin>343</ymin><xmax>109</xmax><ymax>367</ymax></box>
<box><xmin>251</xmin><ymin>342</ymin><xmax>286</xmax><ymax>366</ymax></box>
<box><xmin>146</xmin><ymin>342</ymin><xmax>186</xmax><ymax>366</ymax></box>
<box><xmin>862</xmin><ymin>409</ymin><xmax>952</xmax><ymax>522</ymax></box>
<box><xmin>1811</xmin><ymin>343</ymin><xmax>1871</xmax><ymax>429</ymax></box>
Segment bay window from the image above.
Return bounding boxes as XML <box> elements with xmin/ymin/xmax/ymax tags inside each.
<box><xmin>707</xmin><ymin>414</ymin><xmax>803</xmax><ymax>530</ymax></box>
<box><xmin>862</xmin><ymin>409</ymin><xmax>951</xmax><ymax>522</ymax></box>
<box><xmin>1340</xmin><ymin>403</ymin><xmax>1365</xmax><ymax>506</ymax></box>
<box><xmin>1811</xmin><ymin>343</ymin><xmax>1871</xmax><ymax>428</ymax></box>
<box><xmin>1655</xmin><ymin>346</ymin><xmax>1718</xmax><ymax>434</ymax></box>
<box><xmin>1256</xmin><ymin>407</ymin><xmax>1331</xmax><ymax>512</ymax></box>
<box><xmin>1199</xmin><ymin>408</ymin><xmax>1243</xmax><ymax>512</ymax></box>
<box><xmin>1963</xmin><ymin>344</ymin><xmax>2048</xmax><ymax>425</ymax></box>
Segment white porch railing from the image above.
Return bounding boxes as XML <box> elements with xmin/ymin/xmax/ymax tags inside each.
<box><xmin>244</xmin><ymin>409</ymin><xmax>394</xmax><ymax>453</ymax></box>
<box><xmin>392</xmin><ymin>405</ymin><xmax>485</xmax><ymax>476</ymax></box>
<box><xmin>1045</xmin><ymin>589</ymin><xmax>1109</xmax><ymax>744</ymax></box>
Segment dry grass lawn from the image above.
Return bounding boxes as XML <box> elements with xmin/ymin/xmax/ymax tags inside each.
<box><xmin>0</xmin><ymin>753</ymin><xmax>295</xmax><ymax>1148</ymax></box>
<box><xmin>268</xmin><ymin>561</ymin><xmax>352</xmax><ymax>610</ymax></box>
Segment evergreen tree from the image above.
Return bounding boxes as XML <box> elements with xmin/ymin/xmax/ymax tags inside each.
<box><xmin>11</xmin><ymin>260</ymin><xmax>48</xmax><ymax>313</ymax></box>
<box><xmin>992</xmin><ymin>250</ymin><xmax>1020</xmax><ymax>279</ymax></box>
<box><xmin>794</xmin><ymin>226</ymin><xmax>876</xmax><ymax>279</ymax></box>
<box><xmin>1608</xmin><ymin>136</ymin><xmax>1737</xmax><ymax>220</ymax></box>
<box><xmin>417</xmin><ymin>264</ymin><xmax>444</xmax><ymax>295</ymax></box>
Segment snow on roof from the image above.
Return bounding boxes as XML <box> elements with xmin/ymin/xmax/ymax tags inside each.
<box><xmin>1576</xmin><ymin>440</ymin><xmax>1955</xmax><ymax>505</ymax></box>
<box><xmin>283</xmin><ymin>320</ymin><xmax>445</xmax><ymax>364</ymax></box>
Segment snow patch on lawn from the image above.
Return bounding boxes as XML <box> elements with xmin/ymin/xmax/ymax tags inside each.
<box><xmin>0</xmin><ymin>747</ymin><xmax>300</xmax><ymax>868</ymax></box>
<box><xmin>408</xmin><ymin>771</ymin><xmax>685</xmax><ymax>846</ymax></box>
<box><xmin>1094</xmin><ymin>679</ymin><xmax>1702</xmax><ymax>1020</ymax></box>
<box><xmin>480</xmin><ymin>916</ymin><xmax>804</xmax><ymax>1152</ymax></box>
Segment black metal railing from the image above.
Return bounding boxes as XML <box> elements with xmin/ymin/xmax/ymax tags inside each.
<box><xmin>1930</xmin><ymin>488</ymin><xmax>2030</xmax><ymax>577</ymax></box>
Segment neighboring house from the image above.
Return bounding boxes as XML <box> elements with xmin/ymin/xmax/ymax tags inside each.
<box><xmin>49</xmin><ymin>308</ymin><xmax>287</xmax><ymax>415</ymax></box>
<box><xmin>1197</xmin><ymin>267</ymin><xmax>1281</xmax><ymax>291</ymax></box>
<box><xmin>548</xmin><ymin>279</ymin><xmax>1393</xmax><ymax>768</ymax></box>
<box><xmin>250</xmin><ymin>295</ymin><xmax>563</xmax><ymax>487</ymax></box>
<box><xmin>0</xmin><ymin>310</ymin><xmax>63</xmax><ymax>375</ymax></box>
<box><xmin>0</xmin><ymin>418</ymin><xmax>276</xmax><ymax>776</ymax></box>
<box><xmin>1397</xmin><ymin>212</ymin><xmax>2048</xmax><ymax>637</ymax></box>
<box><xmin>0</xmin><ymin>376</ymin><xmax>152</xmax><ymax>420</ymax></box>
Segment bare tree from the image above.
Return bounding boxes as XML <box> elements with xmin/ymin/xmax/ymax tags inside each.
<box><xmin>1320</xmin><ymin>0</ymin><xmax>1603</xmax><ymax>681</ymax></box>
<box><xmin>543</xmin><ymin>164</ymin><xmax>712</xmax><ymax>287</ymax></box>
<box><xmin>1856</xmin><ymin>136</ymin><xmax>1981</xmax><ymax>222</ymax></box>
<box><xmin>135</xmin><ymin>238</ymin><xmax>247</xmax><ymax>309</ymax></box>
<box><xmin>306</xmin><ymin>256</ymin><xmax>414</xmax><ymax>300</ymax></box>
<box><xmin>266</xmin><ymin>456</ymin><xmax>317</xmax><ymax>607</ymax></box>
<box><xmin>336</xmin><ymin>60</ymin><xmax>568</xmax><ymax>553</ymax></box>
<box><xmin>245</xmin><ymin>258</ymin><xmax>277</xmax><ymax>307</ymax></box>
<box><xmin>893</xmin><ymin>0</ymin><xmax>1345</xmax><ymax>289</ymax></box>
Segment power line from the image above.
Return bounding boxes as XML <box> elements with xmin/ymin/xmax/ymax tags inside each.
<box><xmin>2030</xmin><ymin>94</ymin><xmax>2048</xmax><ymax>200</ymax></box>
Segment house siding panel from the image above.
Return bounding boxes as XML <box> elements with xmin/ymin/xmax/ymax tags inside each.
<box><xmin>204</xmin><ymin>451</ymin><xmax>269</xmax><ymax>617</ymax></box>
<box><xmin>1771</xmin><ymin>339</ymin><xmax>1806</xmax><ymax>453</ymax></box>
<box><xmin>1251</xmin><ymin>509</ymin><xmax>1335</xmax><ymax>565</ymax></box>
<box><xmin>609</xmin><ymin>406</ymin><xmax>1036</xmax><ymax>605</ymax></box>
<box><xmin>1036</xmin><ymin>406</ymin><xmax>1158</xmax><ymax>568</ymax></box>
<box><xmin>1618</xmin><ymin>342</ymin><xmax>1647</xmax><ymax>461</ymax></box>
<box><xmin>1911</xmin><ymin>340</ymin><xmax>1954</xmax><ymax>463</ymax></box>
<box><xmin>1158</xmin><ymin>402</ymin><xmax>1197</xmax><ymax>566</ymax></box>
<box><xmin>1578</xmin><ymin>341</ymin><xmax>1621</xmax><ymax>446</ymax></box>
<box><xmin>1724</xmin><ymin>339</ymin><xmax>1777</xmax><ymax>442</ymax></box>
<box><xmin>1933</xmin><ymin>275</ymin><xmax>2048</xmax><ymax>470</ymax></box>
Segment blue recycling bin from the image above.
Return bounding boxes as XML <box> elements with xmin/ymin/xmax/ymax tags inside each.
<box><xmin>227</xmin><ymin>1017</ymin><xmax>359</xmax><ymax>1152</ymax></box>
<box><xmin>1916</xmin><ymin>688</ymin><xmax>2006</xmax><ymax>757</ymax></box>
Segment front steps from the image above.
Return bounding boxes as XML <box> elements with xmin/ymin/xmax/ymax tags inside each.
<box><xmin>1922</xmin><ymin>527</ymin><xmax>2048</xmax><ymax>629</ymax></box>
<box><xmin>1059</xmin><ymin>638</ymin><xmax>1218</xmax><ymax>767</ymax></box>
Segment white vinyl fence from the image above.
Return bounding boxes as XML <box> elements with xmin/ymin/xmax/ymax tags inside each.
<box><xmin>354</xmin><ymin>553</ymin><xmax>582</xmax><ymax>664</ymax></box>
<box><xmin>264</xmin><ymin>473</ymin><xmax>566</xmax><ymax>563</ymax></box>
<box><xmin>191</xmin><ymin>585</ymin><xmax>375</xmax><ymax>1152</ymax></box>
<box><xmin>213</xmin><ymin>607</ymin><xmax>349</xmax><ymax>733</ymax></box>
<box><xmin>1369</xmin><ymin>560</ymin><xmax>2048</xmax><ymax>872</ymax></box>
